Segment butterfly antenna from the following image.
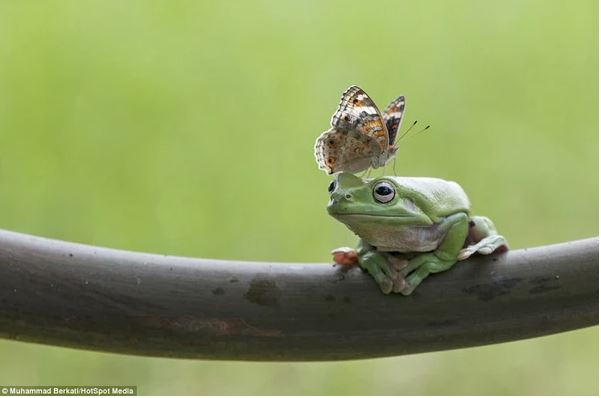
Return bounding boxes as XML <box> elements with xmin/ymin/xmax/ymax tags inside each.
<box><xmin>395</xmin><ymin>120</ymin><xmax>418</xmax><ymax>145</ymax></box>
<box><xmin>392</xmin><ymin>156</ymin><xmax>398</xmax><ymax>176</ymax></box>
<box><xmin>406</xmin><ymin>125</ymin><xmax>431</xmax><ymax>140</ymax></box>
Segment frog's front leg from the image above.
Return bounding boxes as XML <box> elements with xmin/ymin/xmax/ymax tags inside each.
<box><xmin>356</xmin><ymin>239</ymin><xmax>405</xmax><ymax>294</ymax></box>
<box><xmin>399</xmin><ymin>212</ymin><xmax>470</xmax><ymax>295</ymax></box>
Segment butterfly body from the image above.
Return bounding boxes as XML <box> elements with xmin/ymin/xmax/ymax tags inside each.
<box><xmin>315</xmin><ymin>86</ymin><xmax>405</xmax><ymax>174</ymax></box>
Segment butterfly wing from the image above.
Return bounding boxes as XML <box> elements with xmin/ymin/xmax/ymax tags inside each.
<box><xmin>315</xmin><ymin>128</ymin><xmax>381</xmax><ymax>174</ymax></box>
<box><xmin>382</xmin><ymin>95</ymin><xmax>405</xmax><ymax>145</ymax></box>
<box><xmin>331</xmin><ymin>86</ymin><xmax>389</xmax><ymax>152</ymax></box>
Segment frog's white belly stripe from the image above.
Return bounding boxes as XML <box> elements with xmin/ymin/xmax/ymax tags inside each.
<box><xmin>374</xmin><ymin>224</ymin><xmax>445</xmax><ymax>252</ymax></box>
<box><xmin>341</xmin><ymin>220</ymin><xmax>446</xmax><ymax>253</ymax></box>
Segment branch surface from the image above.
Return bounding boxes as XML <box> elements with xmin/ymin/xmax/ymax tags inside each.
<box><xmin>0</xmin><ymin>229</ymin><xmax>597</xmax><ymax>361</ymax></box>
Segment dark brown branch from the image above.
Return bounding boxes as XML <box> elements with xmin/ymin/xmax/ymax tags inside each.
<box><xmin>0</xmin><ymin>229</ymin><xmax>597</xmax><ymax>361</ymax></box>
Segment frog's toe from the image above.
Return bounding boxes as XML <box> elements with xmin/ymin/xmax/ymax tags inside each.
<box><xmin>392</xmin><ymin>277</ymin><xmax>406</xmax><ymax>293</ymax></box>
<box><xmin>457</xmin><ymin>248</ymin><xmax>474</xmax><ymax>261</ymax></box>
<box><xmin>331</xmin><ymin>247</ymin><xmax>359</xmax><ymax>266</ymax></box>
<box><xmin>378</xmin><ymin>278</ymin><xmax>394</xmax><ymax>294</ymax></box>
<box><xmin>330</xmin><ymin>246</ymin><xmax>356</xmax><ymax>255</ymax></box>
<box><xmin>399</xmin><ymin>273</ymin><xmax>422</xmax><ymax>295</ymax></box>
<box><xmin>478</xmin><ymin>241</ymin><xmax>509</xmax><ymax>255</ymax></box>
<box><xmin>399</xmin><ymin>282</ymin><xmax>416</xmax><ymax>296</ymax></box>
<box><xmin>478</xmin><ymin>246</ymin><xmax>493</xmax><ymax>255</ymax></box>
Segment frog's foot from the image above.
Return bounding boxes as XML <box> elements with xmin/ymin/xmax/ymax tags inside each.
<box><xmin>331</xmin><ymin>247</ymin><xmax>359</xmax><ymax>267</ymax></box>
<box><xmin>383</xmin><ymin>254</ymin><xmax>410</xmax><ymax>293</ymax></box>
<box><xmin>392</xmin><ymin>276</ymin><xmax>407</xmax><ymax>294</ymax></box>
<box><xmin>399</xmin><ymin>253</ymin><xmax>455</xmax><ymax>296</ymax></box>
<box><xmin>457</xmin><ymin>235</ymin><xmax>509</xmax><ymax>261</ymax></box>
<box><xmin>357</xmin><ymin>250</ymin><xmax>402</xmax><ymax>294</ymax></box>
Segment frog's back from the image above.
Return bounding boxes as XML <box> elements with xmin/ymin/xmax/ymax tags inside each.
<box><xmin>391</xmin><ymin>176</ymin><xmax>470</xmax><ymax>221</ymax></box>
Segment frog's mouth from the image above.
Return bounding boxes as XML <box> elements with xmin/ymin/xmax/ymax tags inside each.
<box><xmin>329</xmin><ymin>212</ymin><xmax>432</xmax><ymax>224</ymax></box>
<box><xmin>330</xmin><ymin>212</ymin><xmax>406</xmax><ymax>218</ymax></box>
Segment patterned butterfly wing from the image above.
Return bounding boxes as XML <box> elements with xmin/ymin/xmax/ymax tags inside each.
<box><xmin>315</xmin><ymin>128</ymin><xmax>381</xmax><ymax>174</ymax></box>
<box><xmin>331</xmin><ymin>86</ymin><xmax>389</xmax><ymax>152</ymax></box>
<box><xmin>382</xmin><ymin>95</ymin><xmax>405</xmax><ymax>145</ymax></box>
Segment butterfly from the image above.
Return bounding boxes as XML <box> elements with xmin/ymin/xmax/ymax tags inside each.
<box><xmin>315</xmin><ymin>85</ymin><xmax>405</xmax><ymax>174</ymax></box>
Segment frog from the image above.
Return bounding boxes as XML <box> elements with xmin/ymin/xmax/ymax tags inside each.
<box><xmin>327</xmin><ymin>172</ymin><xmax>508</xmax><ymax>295</ymax></box>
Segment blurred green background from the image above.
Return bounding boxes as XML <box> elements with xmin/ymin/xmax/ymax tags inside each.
<box><xmin>0</xmin><ymin>0</ymin><xmax>597</xmax><ymax>395</ymax></box>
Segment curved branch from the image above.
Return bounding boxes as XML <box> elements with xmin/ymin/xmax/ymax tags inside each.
<box><xmin>0</xmin><ymin>229</ymin><xmax>597</xmax><ymax>361</ymax></box>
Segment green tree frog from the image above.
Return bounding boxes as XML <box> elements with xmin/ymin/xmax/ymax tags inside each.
<box><xmin>328</xmin><ymin>172</ymin><xmax>508</xmax><ymax>295</ymax></box>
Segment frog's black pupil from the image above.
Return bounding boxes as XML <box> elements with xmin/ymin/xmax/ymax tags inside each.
<box><xmin>328</xmin><ymin>181</ymin><xmax>336</xmax><ymax>193</ymax></box>
<box><xmin>376</xmin><ymin>186</ymin><xmax>392</xmax><ymax>195</ymax></box>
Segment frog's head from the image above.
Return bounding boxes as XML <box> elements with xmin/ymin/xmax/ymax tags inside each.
<box><xmin>326</xmin><ymin>172</ymin><xmax>434</xmax><ymax>249</ymax></box>
<box><xmin>327</xmin><ymin>172</ymin><xmax>432</xmax><ymax>224</ymax></box>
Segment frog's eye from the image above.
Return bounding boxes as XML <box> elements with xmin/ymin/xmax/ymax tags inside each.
<box><xmin>328</xmin><ymin>180</ymin><xmax>336</xmax><ymax>194</ymax></box>
<box><xmin>373</xmin><ymin>182</ymin><xmax>395</xmax><ymax>203</ymax></box>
